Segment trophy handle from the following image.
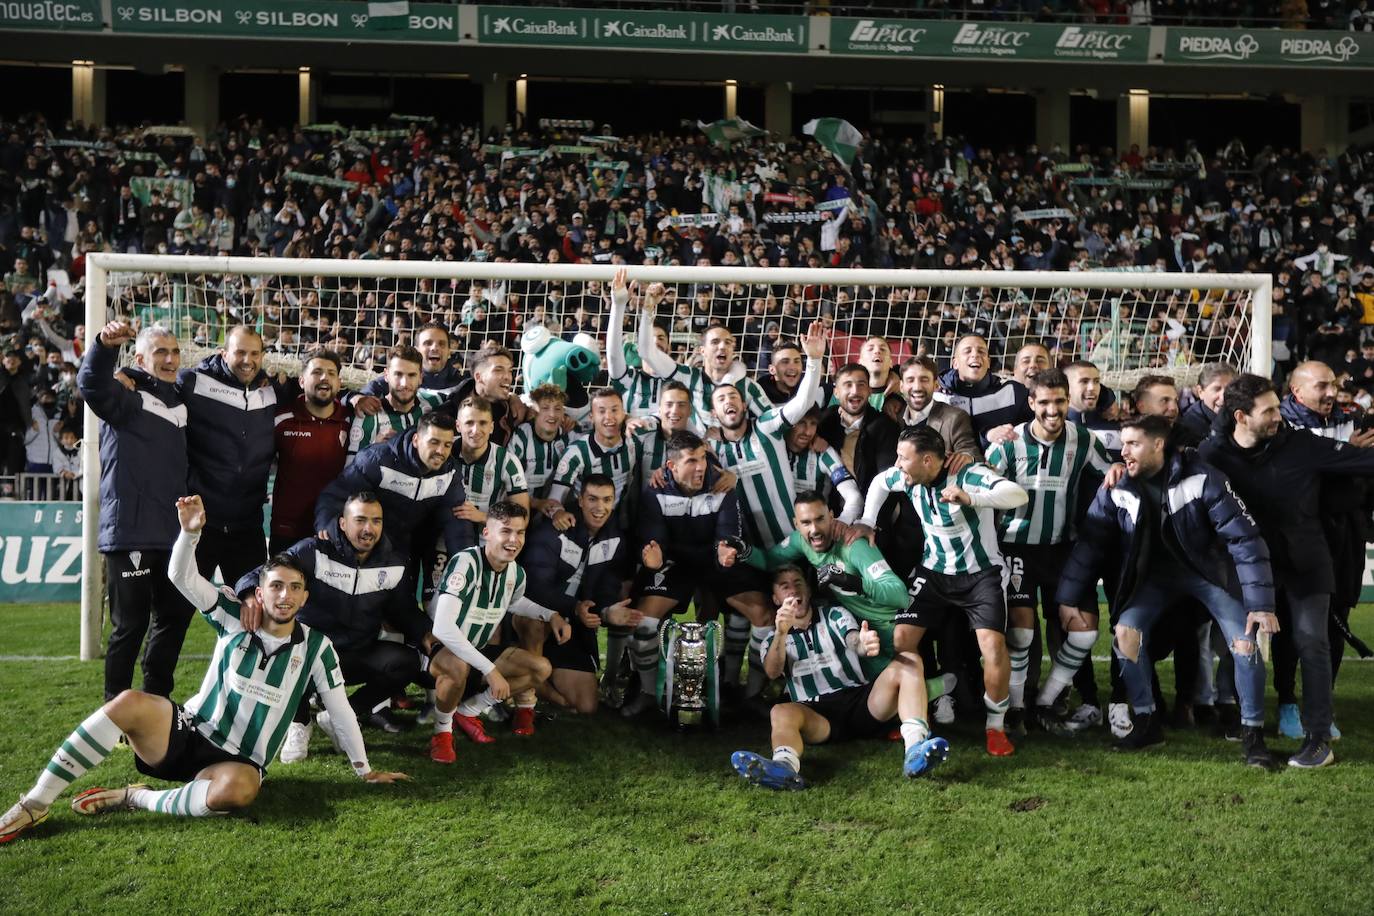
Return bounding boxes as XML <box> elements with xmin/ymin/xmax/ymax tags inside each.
<box><xmin>658</xmin><ymin>618</ymin><xmax>677</xmax><ymax>656</ymax></box>
<box><xmin>706</xmin><ymin>619</ymin><xmax>723</xmax><ymax>657</ymax></box>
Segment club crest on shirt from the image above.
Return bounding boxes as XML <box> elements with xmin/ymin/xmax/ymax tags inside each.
<box><xmin>289</xmin><ymin>655</ymin><xmax>303</xmax><ymax>674</ymax></box>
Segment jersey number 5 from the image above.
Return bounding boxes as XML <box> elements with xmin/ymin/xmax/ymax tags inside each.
<box><xmin>907</xmin><ymin>577</ymin><xmax>928</xmax><ymax>598</ymax></box>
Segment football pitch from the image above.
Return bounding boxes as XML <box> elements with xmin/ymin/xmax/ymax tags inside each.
<box><xmin>2</xmin><ymin>603</ymin><xmax>1373</xmax><ymax>915</ymax></box>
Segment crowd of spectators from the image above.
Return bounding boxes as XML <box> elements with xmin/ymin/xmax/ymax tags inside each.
<box><xmin>3</xmin><ymin>105</ymin><xmax>1374</xmax><ymax>492</ymax></box>
<box><xmin>463</xmin><ymin>0</ymin><xmax>1374</xmax><ymax>31</ymax></box>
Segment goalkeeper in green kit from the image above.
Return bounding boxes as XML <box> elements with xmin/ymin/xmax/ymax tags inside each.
<box><xmin>745</xmin><ymin>489</ymin><xmax>910</xmax><ymax>679</ymax></box>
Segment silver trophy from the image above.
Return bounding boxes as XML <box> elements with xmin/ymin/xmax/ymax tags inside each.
<box><xmin>656</xmin><ymin>620</ymin><xmax>722</xmax><ymax>729</ymax></box>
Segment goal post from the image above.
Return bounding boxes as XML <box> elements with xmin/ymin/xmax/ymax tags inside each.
<box><xmin>79</xmin><ymin>252</ymin><xmax>1272</xmax><ymax>659</ymax></box>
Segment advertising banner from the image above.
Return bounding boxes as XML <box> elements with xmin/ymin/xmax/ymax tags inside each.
<box><xmin>109</xmin><ymin>0</ymin><xmax>457</xmax><ymax>41</ymax></box>
<box><xmin>830</xmin><ymin>18</ymin><xmax>1149</xmax><ymax>63</ymax></box>
<box><xmin>1164</xmin><ymin>27</ymin><xmax>1372</xmax><ymax>68</ymax></box>
<box><xmin>478</xmin><ymin>5</ymin><xmax>806</xmax><ymax>53</ymax></box>
<box><xmin>0</xmin><ymin>0</ymin><xmax>101</xmax><ymax>30</ymax></box>
<box><xmin>0</xmin><ymin>503</ymin><xmax>83</xmax><ymax>603</ymax></box>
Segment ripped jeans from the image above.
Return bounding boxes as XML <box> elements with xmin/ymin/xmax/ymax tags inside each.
<box><xmin>1115</xmin><ymin>570</ymin><xmax>1266</xmax><ymax>728</ymax></box>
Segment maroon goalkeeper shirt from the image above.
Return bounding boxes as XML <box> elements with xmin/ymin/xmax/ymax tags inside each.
<box><xmin>271</xmin><ymin>396</ymin><xmax>352</xmax><ymax>541</ymax></box>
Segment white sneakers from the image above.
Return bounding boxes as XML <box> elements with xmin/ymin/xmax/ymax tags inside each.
<box><xmin>932</xmin><ymin>695</ymin><xmax>955</xmax><ymax>725</ymax></box>
<box><xmin>1066</xmin><ymin>704</ymin><xmax>1103</xmax><ymax>732</ymax></box>
<box><xmin>1107</xmin><ymin>703</ymin><xmax>1133</xmax><ymax>738</ymax></box>
<box><xmin>279</xmin><ymin>722</ymin><xmax>312</xmax><ymax>764</ymax></box>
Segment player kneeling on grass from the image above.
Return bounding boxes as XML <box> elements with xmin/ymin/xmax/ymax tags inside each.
<box><xmin>731</xmin><ymin>567</ymin><xmax>954</xmax><ymax>790</ymax></box>
<box><xmin>0</xmin><ymin>496</ymin><xmax>407</xmax><ymax>844</ymax></box>
<box><xmin>427</xmin><ymin>500</ymin><xmax>571</xmax><ymax>763</ymax></box>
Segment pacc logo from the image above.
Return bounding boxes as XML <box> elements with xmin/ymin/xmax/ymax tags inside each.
<box><xmin>847</xmin><ymin>19</ymin><xmax>927</xmax><ymax>45</ymax></box>
<box><xmin>1056</xmin><ymin>26</ymin><xmax>1132</xmax><ymax>51</ymax></box>
<box><xmin>953</xmin><ymin>24</ymin><xmax>1028</xmax><ymax>48</ymax></box>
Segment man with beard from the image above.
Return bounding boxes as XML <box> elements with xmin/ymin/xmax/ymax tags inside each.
<box><xmin>1063</xmin><ymin>415</ymin><xmax>1280</xmax><ymax>766</ymax></box>
<box><xmin>1132</xmin><ymin>375</ymin><xmax>1181</xmax><ymax>424</ymax></box>
<box><xmin>361</xmin><ymin>321</ymin><xmax>465</xmax><ymax>400</ymax></box>
<box><xmin>635</xmin><ymin>282</ymin><xmax>771</xmax><ymax>426</ymax></box>
<box><xmin>234</xmin><ymin>492</ymin><xmax>463</xmax><ymax>751</ymax></box>
<box><xmin>817</xmin><ymin>363</ymin><xmax>900</xmax><ymax>493</ymax></box>
<box><xmin>1253</xmin><ymin>364</ymin><xmax>1374</xmax><ymax>747</ymax></box>
<box><xmin>984</xmin><ymin>370</ymin><xmax>1120</xmax><ymax>736</ymax></box>
<box><xmin>270</xmin><ymin>349</ymin><xmax>353</xmax><ymax>554</ymax></box>
<box><xmin>347</xmin><ymin>346</ymin><xmax>445</xmax><ymax>460</ymax></box>
<box><xmin>178</xmin><ymin>325</ymin><xmax>279</xmax><ymax>585</ymax></box>
<box><xmin>858</xmin><ymin>336</ymin><xmax>902</xmax><ymax>410</ymax></box>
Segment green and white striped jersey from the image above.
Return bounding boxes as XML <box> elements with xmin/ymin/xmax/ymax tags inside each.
<box><xmin>459</xmin><ymin>442</ymin><xmax>528</xmax><ymax>513</ymax></box>
<box><xmin>436</xmin><ymin>546</ymin><xmax>527</xmax><ymax>651</ymax></box>
<box><xmin>611</xmin><ymin>366</ymin><xmax>663</xmax><ymax>419</ymax></box>
<box><xmin>759</xmin><ymin>604</ymin><xmax>868</xmax><ymax>703</ymax></box>
<box><xmin>709</xmin><ymin>408</ymin><xmax>797</xmax><ymax>549</ymax></box>
<box><xmin>865</xmin><ymin>463</ymin><xmax>1012</xmax><ymax>576</ymax></box>
<box><xmin>548</xmin><ymin>433</ymin><xmax>643</xmax><ymax>505</ymax></box>
<box><xmin>507</xmin><ymin>422</ymin><xmax>568</xmax><ymax>496</ymax></box>
<box><xmin>634</xmin><ymin>426</ymin><xmax>683</xmax><ymax>482</ymax></box>
<box><xmin>984</xmin><ymin>421</ymin><xmax>1113</xmax><ymax>545</ymax></box>
<box><xmin>184</xmin><ymin>591</ymin><xmax>345</xmax><ymax>769</ymax></box>
<box><xmin>791</xmin><ymin>445</ymin><xmax>848</xmax><ymax>496</ymax></box>
<box><xmin>347</xmin><ymin>391</ymin><xmax>446</xmax><ymax>458</ymax></box>
<box><xmin>670</xmin><ymin>361</ymin><xmax>771</xmax><ymax>429</ymax></box>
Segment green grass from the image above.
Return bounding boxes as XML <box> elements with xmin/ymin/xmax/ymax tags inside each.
<box><xmin>3</xmin><ymin>604</ymin><xmax>1374</xmax><ymax>915</ymax></box>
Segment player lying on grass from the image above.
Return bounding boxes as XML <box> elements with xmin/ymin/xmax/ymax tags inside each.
<box><xmin>730</xmin><ymin>566</ymin><xmax>955</xmax><ymax>790</ymax></box>
<box><xmin>0</xmin><ymin>496</ymin><xmax>407</xmax><ymax>844</ymax></box>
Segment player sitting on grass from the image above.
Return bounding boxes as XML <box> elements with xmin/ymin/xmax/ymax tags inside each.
<box><xmin>427</xmin><ymin>500</ymin><xmax>570</xmax><ymax>762</ymax></box>
<box><xmin>0</xmin><ymin>496</ymin><xmax>407</xmax><ymax>844</ymax></box>
<box><xmin>730</xmin><ymin>566</ymin><xmax>954</xmax><ymax>790</ymax></box>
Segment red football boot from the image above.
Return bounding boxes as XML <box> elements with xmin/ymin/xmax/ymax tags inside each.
<box><xmin>512</xmin><ymin>707</ymin><xmax>536</xmax><ymax>736</ymax></box>
<box><xmin>454</xmin><ymin>713</ymin><xmax>495</xmax><ymax>744</ymax></box>
<box><xmin>986</xmin><ymin>728</ymin><xmax>1016</xmax><ymax>757</ymax></box>
<box><xmin>429</xmin><ymin>732</ymin><xmax>456</xmax><ymax>764</ymax></box>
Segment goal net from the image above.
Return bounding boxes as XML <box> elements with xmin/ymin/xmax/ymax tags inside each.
<box><xmin>77</xmin><ymin>254</ymin><xmax>1272</xmax><ymax>657</ymax></box>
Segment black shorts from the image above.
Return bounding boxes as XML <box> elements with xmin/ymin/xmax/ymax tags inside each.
<box><xmin>800</xmin><ymin>683</ymin><xmax>890</xmax><ymax>743</ymax></box>
<box><xmin>631</xmin><ymin>559</ymin><xmax>766</xmax><ymax>607</ymax></box>
<box><xmin>462</xmin><ymin>643</ymin><xmax>513</xmax><ymax>700</ymax></box>
<box><xmin>896</xmin><ymin>565</ymin><xmax>1008</xmax><ymax>634</ymax></box>
<box><xmin>134</xmin><ymin>702</ymin><xmax>261</xmax><ymax>783</ymax></box>
<box><xmin>1002</xmin><ymin>543</ymin><xmax>1071</xmax><ymax>611</ymax></box>
<box><xmin>544</xmin><ymin>619</ymin><xmax>599</xmax><ymax>674</ymax></box>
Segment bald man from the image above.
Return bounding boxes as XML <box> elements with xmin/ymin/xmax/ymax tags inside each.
<box><xmin>1276</xmin><ymin>360</ymin><xmax>1374</xmax><ymax>741</ymax></box>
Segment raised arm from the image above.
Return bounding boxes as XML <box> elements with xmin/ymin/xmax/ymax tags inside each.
<box><xmin>779</xmin><ymin>321</ymin><xmax>826</xmax><ymax>426</ymax></box>
<box><xmin>637</xmin><ymin>283</ymin><xmax>678</xmax><ymax>379</ymax></box>
<box><xmin>77</xmin><ymin>322</ymin><xmax>141</xmax><ymax>427</ymax></box>
<box><xmin>607</xmin><ymin>267</ymin><xmax>631</xmax><ymax>381</ymax></box>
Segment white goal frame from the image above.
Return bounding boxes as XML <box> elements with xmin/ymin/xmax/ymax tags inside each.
<box><xmin>79</xmin><ymin>253</ymin><xmax>1272</xmax><ymax>660</ymax></box>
